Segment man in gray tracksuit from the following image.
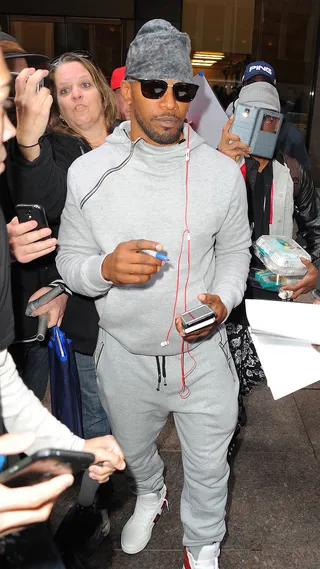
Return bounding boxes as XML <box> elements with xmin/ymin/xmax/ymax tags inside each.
<box><xmin>57</xmin><ymin>19</ymin><xmax>251</xmax><ymax>569</ymax></box>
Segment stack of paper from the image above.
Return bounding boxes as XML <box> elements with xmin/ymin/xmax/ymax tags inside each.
<box><xmin>188</xmin><ymin>72</ymin><xmax>228</xmax><ymax>150</ymax></box>
<box><xmin>245</xmin><ymin>299</ymin><xmax>320</xmax><ymax>399</ymax></box>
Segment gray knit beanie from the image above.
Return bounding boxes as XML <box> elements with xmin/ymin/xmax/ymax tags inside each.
<box><xmin>238</xmin><ymin>82</ymin><xmax>280</xmax><ymax>112</ymax></box>
<box><xmin>125</xmin><ymin>19</ymin><xmax>193</xmax><ymax>83</ymax></box>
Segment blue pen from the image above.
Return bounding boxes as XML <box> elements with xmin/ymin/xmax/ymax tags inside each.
<box><xmin>0</xmin><ymin>455</ymin><xmax>5</xmax><ymax>471</ymax></box>
<box><xmin>141</xmin><ymin>249</ymin><xmax>169</xmax><ymax>262</ymax></box>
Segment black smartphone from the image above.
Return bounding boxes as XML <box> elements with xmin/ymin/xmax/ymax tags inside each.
<box><xmin>10</xmin><ymin>72</ymin><xmax>45</xmax><ymax>98</ymax></box>
<box><xmin>0</xmin><ymin>448</ymin><xmax>95</xmax><ymax>488</ymax></box>
<box><xmin>15</xmin><ymin>203</ymin><xmax>50</xmax><ymax>240</ymax></box>
<box><xmin>9</xmin><ymin>72</ymin><xmax>18</xmax><ymax>100</ymax></box>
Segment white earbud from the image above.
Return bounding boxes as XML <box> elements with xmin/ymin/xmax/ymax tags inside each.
<box><xmin>161</xmin><ymin>341</ymin><xmax>169</xmax><ymax>347</ymax></box>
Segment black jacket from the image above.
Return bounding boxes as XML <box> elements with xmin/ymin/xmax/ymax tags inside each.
<box><xmin>277</xmin><ymin>120</ymin><xmax>309</xmax><ymax>170</ymax></box>
<box><xmin>244</xmin><ymin>151</ymin><xmax>320</xmax><ymax>271</ymax></box>
<box><xmin>5</xmin><ymin>131</ymin><xmax>99</xmax><ymax>355</ymax></box>
<box><xmin>284</xmin><ymin>154</ymin><xmax>320</xmax><ymax>267</ymax></box>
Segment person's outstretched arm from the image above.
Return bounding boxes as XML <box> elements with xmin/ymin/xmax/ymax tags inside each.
<box><xmin>6</xmin><ymin>69</ymin><xmax>86</xmax><ymax>223</ymax></box>
<box><xmin>0</xmin><ymin>349</ymin><xmax>126</xmax><ymax>483</ymax></box>
<box><xmin>0</xmin><ymin>348</ymin><xmax>84</xmax><ymax>454</ymax></box>
<box><xmin>281</xmin><ymin>165</ymin><xmax>320</xmax><ymax>298</ymax></box>
<box><xmin>0</xmin><ymin>432</ymin><xmax>73</xmax><ymax>537</ymax></box>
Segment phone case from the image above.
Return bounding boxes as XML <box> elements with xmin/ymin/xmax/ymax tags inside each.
<box><xmin>229</xmin><ymin>104</ymin><xmax>260</xmax><ymax>145</ymax></box>
<box><xmin>181</xmin><ymin>305</ymin><xmax>216</xmax><ymax>334</ymax></box>
<box><xmin>230</xmin><ymin>104</ymin><xmax>283</xmax><ymax>159</ymax></box>
<box><xmin>15</xmin><ymin>204</ymin><xmax>50</xmax><ymax>240</ymax></box>
<box><xmin>0</xmin><ymin>449</ymin><xmax>94</xmax><ymax>488</ymax></box>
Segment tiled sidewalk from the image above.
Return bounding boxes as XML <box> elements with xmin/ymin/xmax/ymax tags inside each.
<box><xmin>52</xmin><ymin>380</ymin><xmax>320</xmax><ymax>569</ymax></box>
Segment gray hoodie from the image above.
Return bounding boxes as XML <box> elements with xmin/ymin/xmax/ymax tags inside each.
<box><xmin>57</xmin><ymin>122</ymin><xmax>251</xmax><ymax>356</ymax></box>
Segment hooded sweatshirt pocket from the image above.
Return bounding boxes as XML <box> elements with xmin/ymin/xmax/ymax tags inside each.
<box><xmin>216</xmin><ymin>327</ymin><xmax>238</xmax><ymax>382</ymax></box>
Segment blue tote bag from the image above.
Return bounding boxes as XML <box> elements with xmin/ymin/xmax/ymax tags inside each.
<box><xmin>48</xmin><ymin>326</ymin><xmax>83</xmax><ymax>438</ymax></box>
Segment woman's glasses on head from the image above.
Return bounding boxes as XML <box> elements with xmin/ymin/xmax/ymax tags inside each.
<box><xmin>49</xmin><ymin>50</ymin><xmax>95</xmax><ymax>69</ymax></box>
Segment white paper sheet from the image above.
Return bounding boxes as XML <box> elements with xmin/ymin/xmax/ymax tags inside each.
<box><xmin>188</xmin><ymin>72</ymin><xmax>228</xmax><ymax>149</ymax></box>
<box><xmin>245</xmin><ymin>299</ymin><xmax>320</xmax><ymax>399</ymax></box>
<box><xmin>246</xmin><ymin>299</ymin><xmax>320</xmax><ymax>344</ymax></box>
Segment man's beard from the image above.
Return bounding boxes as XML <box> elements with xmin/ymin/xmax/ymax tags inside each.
<box><xmin>134</xmin><ymin>109</ymin><xmax>184</xmax><ymax>145</ymax></box>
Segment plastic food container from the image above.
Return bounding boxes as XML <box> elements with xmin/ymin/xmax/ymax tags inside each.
<box><xmin>254</xmin><ymin>236</ymin><xmax>311</xmax><ymax>276</ymax></box>
<box><xmin>254</xmin><ymin>270</ymin><xmax>301</xmax><ymax>291</ymax></box>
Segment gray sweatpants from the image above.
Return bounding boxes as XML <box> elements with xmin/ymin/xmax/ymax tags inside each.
<box><xmin>94</xmin><ymin>327</ymin><xmax>239</xmax><ymax>549</ymax></box>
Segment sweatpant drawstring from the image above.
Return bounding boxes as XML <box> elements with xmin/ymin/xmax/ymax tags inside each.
<box><xmin>162</xmin><ymin>356</ymin><xmax>167</xmax><ymax>386</ymax></box>
<box><xmin>155</xmin><ymin>356</ymin><xmax>167</xmax><ymax>391</ymax></box>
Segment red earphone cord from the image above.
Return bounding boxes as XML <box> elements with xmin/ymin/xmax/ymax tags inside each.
<box><xmin>163</xmin><ymin>122</ymin><xmax>196</xmax><ymax>398</ymax></box>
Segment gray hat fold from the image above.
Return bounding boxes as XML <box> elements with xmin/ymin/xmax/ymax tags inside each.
<box><xmin>126</xmin><ymin>19</ymin><xmax>193</xmax><ymax>83</ymax></box>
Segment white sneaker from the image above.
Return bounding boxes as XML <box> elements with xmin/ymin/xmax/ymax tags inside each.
<box><xmin>121</xmin><ymin>485</ymin><xmax>168</xmax><ymax>554</ymax></box>
<box><xmin>183</xmin><ymin>544</ymin><xmax>220</xmax><ymax>569</ymax></box>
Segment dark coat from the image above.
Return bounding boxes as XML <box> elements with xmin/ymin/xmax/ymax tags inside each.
<box><xmin>5</xmin><ymin>131</ymin><xmax>99</xmax><ymax>354</ymax></box>
<box><xmin>277</xmin><ymin>120</ymin><xmax>309</xmax><ymax>170</ymax></box>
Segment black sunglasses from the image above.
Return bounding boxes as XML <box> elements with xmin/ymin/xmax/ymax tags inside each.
<box><xmin>49</xmin><ymin>50</ymin><xmax>94</xmax><ymax>69</ymax></box>
<box><xmin>129</xmin><ymin>78</ymin><xmax>199</xmax><ymax>103</ymax></box>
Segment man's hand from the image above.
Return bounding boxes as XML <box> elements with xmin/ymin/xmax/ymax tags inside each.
<box><xmin>101</xmin><ymin>239</ymin><xmax>164</xmax><ymax>285</ymax></box>
<box><xmin>280</xmin><ymin>258</ymin><xmax>318</xmax><ymax>299</ymax></box>
<box><xmin>28</xmin><ymin>287</ymin><xmax>68</xmax><ymax>327</ymax></box>
<box><xmin>7</xmin><ymin>217</ymin><xmax>57</xmax><ymax>263</ymax></box>
<box><xmin>0</xmin><ymin>433</ymin><xmax>73</xmax><ymax>536</ymax></box>
<box><xmin>218</xmin><ymin>115</ymin><xmax>251</xmax><ymax>162</ymax></box>
<box><xmin>83</xmin><ymin>435</ymin><xmax>125</xmax><ymax>483</ymax></box>
<box><xmin>175</xmin><ymin>294</ymin><xmax>228</xmax><ymax>342</ymax></box>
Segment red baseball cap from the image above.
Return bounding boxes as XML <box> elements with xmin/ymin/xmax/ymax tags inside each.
<box><xmin>110</xmin><ymin>66</ymin><xmax>126</xmax><ymax>90</ymax></box>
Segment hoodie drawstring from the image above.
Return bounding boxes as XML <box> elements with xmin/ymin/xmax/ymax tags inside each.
<box><xmin>155</xmin><ymin>356</ymin><xmax>167</xmax><ymax>391</ymax></box>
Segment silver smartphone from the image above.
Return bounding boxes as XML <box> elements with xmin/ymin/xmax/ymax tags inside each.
<box><xmin>181</xmin><ymin>305</ymin><xmax>216</xmax><ymax>334</ymax></box>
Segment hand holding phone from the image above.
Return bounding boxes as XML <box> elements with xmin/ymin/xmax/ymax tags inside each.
<box><xmin>0</xmin><ymin>434</ymin><xmax>74</xmax><ymax>536</ymax></box>
<box><xmin>175</xmin><ymin>294</ymin><xmax>227</xmax><ymax>341</ymax></box>
<box><xmin>181</xmin><ymin>304</ymin><xmax>216</xmax><ymax>334</ymax></box>
<box><xmin>7</xmin><ymin>216</ymin><xmax>57</xmax><ymax>263</ymax></box>
<box><xmin>15</xmin><ymin>204</ymin><xmax>50</xmax><ymax>241</ymax></box>
<box><xmin>0</xmin><ymin>448</ymin><xmax>94</xmax><ymax>488</ymax></box>
<box><xmin>15</xmin><ymin>67</ymin><xmax>52</xmax><ymax>150</ymax></box>
<box><xmin>218</xmin><ymin>115</ymin><xmax>251</xmax><ymax>162</ymax></box>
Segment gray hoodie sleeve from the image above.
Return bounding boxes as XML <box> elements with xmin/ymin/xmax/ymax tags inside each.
<box><xmin>212</xmin><ymin>167</ymin><xmax>251</xmax><ymax>314</ymax></box>
<box><xmin>56</xmin><ymin>168</ymin><xmax>113</xmax><ymax>297</ymax></box>
<box><xmin>0</xmin><ymin>349</ymin><xmax>84</xmax><ymax>454</ymax></box>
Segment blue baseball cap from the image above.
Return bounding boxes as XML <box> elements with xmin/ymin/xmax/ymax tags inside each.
<box><xmin>242</xmin><ymin>61</ymin><xmax>276</xmax><ymax>85</ymax></box>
